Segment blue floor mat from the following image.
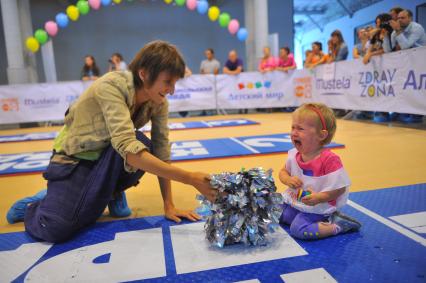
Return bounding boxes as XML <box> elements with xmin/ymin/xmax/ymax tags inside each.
<box><xmin>0</xmin><ymin>133</ymin><xmax>343</xmax><ymax>176</ymax></box>
<box><xmin>1</xmin><ymin>184</ymin><xmax>425</xmax><ymax>282</ymax></box>
<box><xmin>0</xmin><ymin>119</ymin><xmax>259</xmax><ymax>143</ymax></box>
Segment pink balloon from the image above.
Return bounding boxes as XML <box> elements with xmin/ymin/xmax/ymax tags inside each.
<box><xmin>44</xmin><ymin>21</ymin><xmax>58</xmax><ymax>37</ymax></box>
<box><xmin>228</xmin><ymin>19</ymin><xmax>240</xmax><ymax>35</ymax></box>
<box><xmin>89</xmin><ymin>0</ymin><xmax>101</xmax><ymax>10</ymax></box>
<box><xmin>186</xmin><ymin>0</ymin><xmax>197</xmax><ymax>10</ymax></box>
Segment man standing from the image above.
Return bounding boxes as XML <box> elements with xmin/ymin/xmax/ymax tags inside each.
<box><xmin>223</xmin><ymin>50</ymin><xmax>243</xmax><ymax>75</ymax></box>
<box><xmin>200</xmin><ymin>48</ymin><xmax>220</xmax><ymax>75</ymax></box>
<box><xmin>383</xmin><ymin>9</ymin><xmax>426</xmax><ymax>52</ymax></box>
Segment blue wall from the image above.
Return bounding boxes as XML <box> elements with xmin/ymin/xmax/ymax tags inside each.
<box><xmin>0</xmin><ymin>0</ymin><xmax>293</xmax><ymax>84</ymax></box>
<box><xmin>294</xmin><ymin>0</ymin><xmax>425</xmax><ymax>68</ymax></box>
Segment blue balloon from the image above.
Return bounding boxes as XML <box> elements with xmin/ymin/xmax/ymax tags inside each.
<box><xmin>55</xmin><ymin>13</ymin><xmax>69</xmax><ymax>28</ymax></box>
<box><xmin>197</xmin><ymin>0</ymin><xmax>208</xmax><ymax>14</ymax></box>
<box><xmin>237</xmin><ymin>28</ymin><xmax>248</xmax><ymax>41</ymax></box>
<box><xmin>101</xmin><ymin>0</ymin><xmax>111</xmax><ymax>6</ymax></box>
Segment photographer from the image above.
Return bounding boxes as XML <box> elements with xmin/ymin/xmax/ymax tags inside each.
<box><xmin>363</xmin><ymin>14</ymin><xmax>392</xmax><ymax>64</ymax></box>
<box><xmin>383</xmin><ymin>9</ymin><xmax>426</xmax><ymax>53</ymax></box>
<box><xmin>108</xmin><ymin>52</ymin><xmax>128</xmax><ymax>72</ymax></box>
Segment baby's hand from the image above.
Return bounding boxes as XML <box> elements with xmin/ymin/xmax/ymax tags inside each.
<box><xmin>285</xmin><ymin>176</ymin><xmax>303</xmax><ymax>189</ymax></box>
<box><xmin>301</xmin><ymin>189</ymin><xmax>320</xmax><ymax>206</ymax></box>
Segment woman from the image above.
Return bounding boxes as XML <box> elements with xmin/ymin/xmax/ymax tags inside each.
<box><xmin>276</xmin><ymin>46</ymin><xmax>297</xmax><ymax>72</ymax></box>
<box><xmin>304</xmin><ymin>42</ymin><xmax>324</xmax><ymax>69</ymax></box>
<box><xmin>81</xmin><ymin>55</ymin><xmax>100</xmax><ymax>81</ymax></box>
<box><xmin>329</xmin><ymin>29</ymin><xmax>348</xmax><ymax>62</ymax></box>
<box><xmin>258</xmin><ymin>47</ymin><xmax>277</xmax><ymax>73</ymax></box>
<box><xmin>7</xmin><ymin>41</ymin><xmax>217</xmax><ymax>243</ymax></box>
<box><xmin>353</xmin><ymin>28</ymin><xmax>369</xmax><ymax>59</ymax></box>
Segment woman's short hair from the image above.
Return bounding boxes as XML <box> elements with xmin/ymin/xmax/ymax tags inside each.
<box><xmin>129</xmin><ymin>40</ymin><xmax>185</xmax><ymax>89</ymax></box>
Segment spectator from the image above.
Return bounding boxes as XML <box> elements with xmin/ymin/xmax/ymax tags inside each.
<box><xmin>108</xmin><ymin>52</ymin><xmax>127</xmax><ymax>71</ymax></box>
<box><xmin>258</xmin><ymin>47</ymin><xmax>277</xmax><ymax>73</ymax></box>
<box><xmin>223</xmin><ymin>50</ymin><xmax>243</xmax><ymax>75</ymax></box>
<box><xmin>353</xmin><ymin>28</ymin><xmax>369</xmax><ymax>59</ymax></box>
<box><xmin>363</xmin><ymin>14</ymin><xmax>391</xmax><ymax>64</ymax></box>
<box><xmin>276</xmin><ymin>46</ymin><xmax>297</xmax><ymax>72</ymax></box>
<box><xmin>304</xmin><ymin>42</ymin><xmax>324</xmax><ymax>69</ymax></box>
<box><xmin>200</xmin><ymin>48</ymin><xmax>220</xmax><ymax>75</ymax></box>
<box><xmin>329</xmin><ymin>30</ymin><xmax>348</xmax><ymax>62</ymax></box>
<box><xmin>389</xmin><ymin>6</ymin><xmax>404</xmax><ymax>21</ymax></box>
<box><xmin>383</xmin><ymin>9</ymin><xmax>426</xmax><ymax>52</ymax></box>
<box><xmin>320</xmin><ymin>40</ymin><xmax>335</xmax><ymax>64</ymax></box>
<box><xmin>303</xmin><ymin>49</ymin><xmax>312</xmax><ymax>66</ymax></box>
<box><xmin>81</xmin><ymin>55</ymin><xmax>100</xmax><ymax>81</ymax></box>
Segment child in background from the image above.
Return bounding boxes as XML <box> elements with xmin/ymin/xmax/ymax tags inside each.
<box><xmin>279</xmin><ymin>103</ymin><xmax>361</xmax><ymax>240</ymax></box>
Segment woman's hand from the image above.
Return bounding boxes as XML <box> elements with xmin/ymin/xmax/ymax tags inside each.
<box><xmin>164</xmin><ymin>205</ymin><xmax>201</xmax><ymax>223</ymax></box>
<box><xmin>189</xmin><ymin>172</ymin><xmax>217</xmax><ymax>202</ymax></box>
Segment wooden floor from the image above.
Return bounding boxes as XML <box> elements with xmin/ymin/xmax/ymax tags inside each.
<box><xmin>1</xmin><ymin>113</ymin><xmax>426</xmax><ymax>234</ymax></box>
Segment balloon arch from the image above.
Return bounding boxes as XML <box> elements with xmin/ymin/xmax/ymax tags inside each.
<box><xmin>25</xmin><ymin>0</ymin><xmax>248</xmax><ymax>53</ymax></box>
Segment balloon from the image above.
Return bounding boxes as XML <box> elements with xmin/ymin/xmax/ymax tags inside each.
<box><xmin>186</xmin><ymin>0</ymin><xmax>196</xmax><ymax>10</ymax></box>
<box><xmin>89</xmin><ymin>0</ymin><xmax>101</xmax><ymax>9</ymax></box>
<box><xmin>228</xmin><ymin>19</ymin><xmax>239</xmax><ymax>35</ymax></box>
<box><xmin>44</xmin><ymin>21</ymin><xmax>58</xmax><ymax>37</ymax></box>
<box><xmin>66</xmin><ymin>5</ymin><xmax>80</xmax><ymax>21</ymax></box>
<box><xmin>113</xmin><ymin>0</ymin><xmax>122</xmax><ymax>3</ymax></box>
<box><xmin>164</xmin><ymin>0</ymin><xmax>173</xmax><ymax>3</ymax></box>
<box><xmin>55</xmin><ymin>13</ymin><xmax>69</xmax><ymax>28</ymax></box>
<box><xmin>101</xmin><ymin>0</ymin><xmax>111</xmax><ymax>6</ymax></box>
<box><xmin>197</xmin><ymin>0</ymin><xmax>208</xmax><ymax>14</ymax></box>
<box><xmin>218</xmin><ymin>12</ymin><xmax>230</xmax><ymax>28</ymax></box>
<box><xmin>77</xmin><ymin>1</ymin><xmax>90</xmax><ymax>15</ymax></box>
<box><xmin>26</xmin><ymin>37</ymin><xmax>39</xmax><ymax>53</ymax></box>
<box><xmin>208</xmin><ymin>6</ymin><xmax>220</xmax><ymax>21</ymax></box>
<box><xmin>34</xmin><ymin>29</ymin><xmax>48</xmax><ymax>45</ymax></box>
<box><xmin>237</xmin><ymin>28</ymin><xmax>248</xmax><ymax>41</ymax></box>
<box><xmin>175</xmin><ymin>0</ymin><xmax>185</xmax><ymax>6</ymax></box>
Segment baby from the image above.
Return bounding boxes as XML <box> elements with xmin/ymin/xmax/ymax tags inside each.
<box><xmin>279</xmin><ymin>103</ymin><xmax>361</xmax><ymax>240</ymax></box>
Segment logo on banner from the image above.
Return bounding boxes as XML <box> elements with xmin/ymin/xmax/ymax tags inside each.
<box><xmin>293</xmin><ymin>77</ymin><xmax>312</xmax><ymax>98</ymax></box>
<box><xmin>237</xmin><ymin>81</ymin><xmax>272</xmax><ymax>90</ymax></box>
<box><xmin>169</xmin><ymin>87</ymin><xmax>213</xmax><ymax>101</ymax></box>
<box><xmin>358</xmin><ymin>69</ymin><xmax>396</xmax><ymax>97</ymax></box>
<box><xmin>1</xmin><ymin>98</ymin><xmax>19</xmax><ymax>112</ymax></box>
<box><xmin>24</xmin><ymin>98</ymin><xmax>60</xmax><ymax>108</ymax></box>
<box><xmin>316</xmin><ymin>77</ymin><xmax>350</xmax><ymax>96</ymax></box>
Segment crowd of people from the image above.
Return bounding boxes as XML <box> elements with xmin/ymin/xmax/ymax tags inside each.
<box><xmin>81</xmin><ymin>44</ymin><xmax>297</xmax><ymax>82</ymax></box>
<box><xmin>303</xmin><ymin>7</ymin><xmax>425</xmax><ymax>68</ymax></box>
<box><xmin>80</xmin><ymin>6</ymin><xmax>424</xmax><ymax>122</ymax></box>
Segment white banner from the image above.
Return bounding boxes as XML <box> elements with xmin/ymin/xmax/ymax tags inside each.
<box><xmin>0</xmin><ymin>81</ymin><xmax>91</xmax><ymax>124</ymax></box>
<box><xmin>168</xmin><ymin>74</ymin><xmax>216</xmax><ymax>111</ymax></box>
<box><xmin>297</xmin><ymin>47</ymin><xmax>426</xmax><ymax>115</ymax></box>
<box><xmin>0</xmin><ymin>47</ymin><xmax>425</xmax><ymax>124</ymax></box>
<box><xmin>216</xmin><ymin>71</ymin><xmax>295</xmax><ymax>109</ymax></box>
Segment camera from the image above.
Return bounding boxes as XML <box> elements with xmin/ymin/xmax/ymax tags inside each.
<box><xmin>378</xmin><ymin>13</ymin><xmax>393</xmax><ymax>33</ymax></box>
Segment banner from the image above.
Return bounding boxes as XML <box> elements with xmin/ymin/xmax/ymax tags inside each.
<box><xmin>0</xmin><ymin>81</ymin><xmax>90</xmax><ymax>124</ymax></box>
<box><xmin>1</xmin><ymin>47</ymin><xmax>425</xmax><ymax>125</ymax></box>
<box><xmin>168</xmin><ymin>74</ymin><xmax>216</xmax><ymax>111</ymax></box>
<box><xmin>216</xmin><ymin>71</ymin><xmax>296</xmax><ymax>109</ymax></box>
<box><xmin>298</xmin><ymin>47</ymin><xmax>426</xmax><ymax>115</ymax></box>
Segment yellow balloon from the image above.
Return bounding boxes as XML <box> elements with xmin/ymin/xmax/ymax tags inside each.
<box><xmin>26</xmin><ymin>37</ymin><xmax>40</xmax><ymax>53</ymax></box>
<box><xmin>66</xmin><ymin>5</ymin><xmax>80</xmax><ymax>21</ymax></box>
<box><xmin>113</xmin><ymin>0</ymin><xmax>122</xmax><ymax>3</ymax></box>
<box><xmin>208</xmin><ymin>6</ymin><xmax>220</xmax><ymax>21</ymax></box>
<box><xmin>164</xmin><ymin>0</ymin><xmax>173</xmax><ymax>4</ymax></box>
